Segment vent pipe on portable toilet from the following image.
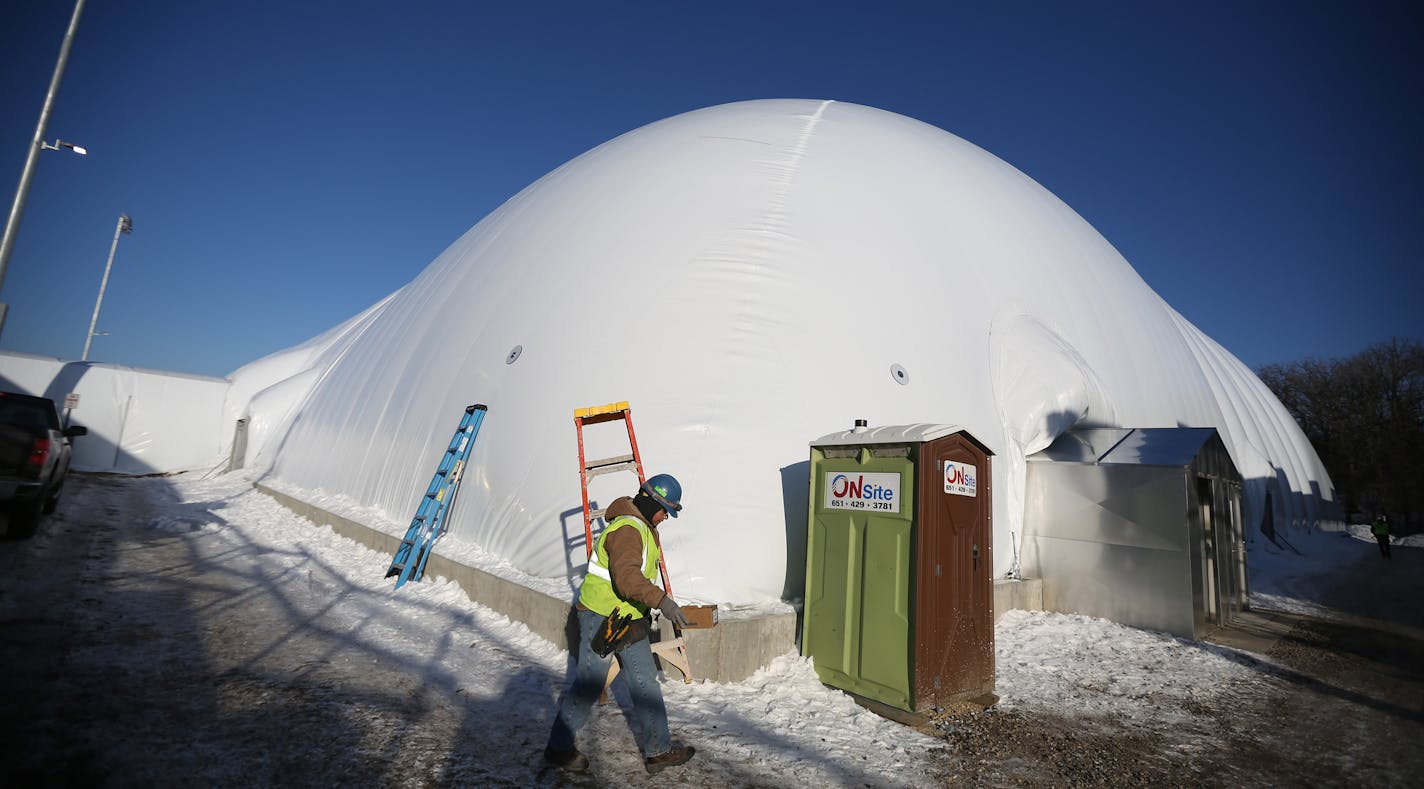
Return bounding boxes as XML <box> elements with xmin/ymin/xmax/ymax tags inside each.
<box><xmin>853</xmin><ymin>419</ymin><xmax>868</xmax><ymax>434</ymax></box>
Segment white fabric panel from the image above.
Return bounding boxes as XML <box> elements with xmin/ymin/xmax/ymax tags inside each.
<box><xmin>229</xmin><ymin>100</ymin><xmax>1338</xmax><ymax>605</ymax></box>
<box><xmin>0</xmin><ymin>351</ymin><xmax>228</xmax><ymax>473</ymax></box>
<box><xmin>1166</xmin><ymin>308</ymin><xmax>1335</xmax><ymax>529</ymax></box>
<box><xmin>221</xmin><ymin>294</ymin><xmax>397</xmax><ymax>470</ymax></box>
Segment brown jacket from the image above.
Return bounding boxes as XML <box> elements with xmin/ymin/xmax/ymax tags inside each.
<box><xmin>581</xmin><ymin>496</ymin><xmax>667</xmax><ymax>612</ymax></box>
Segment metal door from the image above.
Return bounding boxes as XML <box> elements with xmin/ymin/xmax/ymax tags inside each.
<box><xmin>1198</xmin><ymin>476</ymin><xmax>1221</xmax><ymax>625</ymax></box>
<box><xmin>1228</xmin><ymin>481</ymin><xmax>1247</xmax><ymax>618</ymax></box>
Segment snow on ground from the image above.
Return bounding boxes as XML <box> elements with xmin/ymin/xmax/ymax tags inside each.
<box><xmin>995</xmin><ymin>610</ymin><xmax>1260</xmax><ymax>727</ymax></box>
<box><xmin>28</xmin><ymin>470</ymin><xmax>1401</xmax><ymax>785</ymax></box>
<box><xmin>113</xmin><ymin>471</ymin><xmax>944</xmax><ymax>786</ymax></box>
<box><xmin>1247</xmin><ymin>519</ymin><xmax>1420</xmax><ymax>621</ymax></box>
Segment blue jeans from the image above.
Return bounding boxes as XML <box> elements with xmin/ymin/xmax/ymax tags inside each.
<box><xmin>548</xmin><ymin>608</ymin><xmax>671</xmax><ymax>757</ymax></box>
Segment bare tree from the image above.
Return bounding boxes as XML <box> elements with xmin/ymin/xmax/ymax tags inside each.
<box><xmin>1258</xmin><ymin>338</ymin><xmax>1424</xmax><ymax>530</ymax></box>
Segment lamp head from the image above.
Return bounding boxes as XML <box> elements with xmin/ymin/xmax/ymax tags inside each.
<box><xmin>44</xmin><ymin>139</ymin><xmax>87</xmax><ymax>155</ymax></box>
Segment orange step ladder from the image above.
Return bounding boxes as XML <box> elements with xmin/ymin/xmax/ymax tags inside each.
<box><xmin>573</xmin><ymin>401</ymin><xmax>693</xmax><ymax>691</ymax></box>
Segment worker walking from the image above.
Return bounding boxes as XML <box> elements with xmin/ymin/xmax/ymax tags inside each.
<box><xmin>544</xmin><ymin>473</ymin><xmax>697</xmax><ymax>775</ymax></box>
<box><xmin>1372</xmin><ymin>513</ymin><xmax>1392</xmax><ymax>559</ymax></box>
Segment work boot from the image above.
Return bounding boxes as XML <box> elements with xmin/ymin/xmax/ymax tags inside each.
<box><xmin>544</xmin><ymin>745</ymin><xmax>590</xmax><ymax>773</ymax></box>
<box><xmin>644</xmin><ymin>745</ymin><xmax>696</xmax><ymax>774</ymax></box>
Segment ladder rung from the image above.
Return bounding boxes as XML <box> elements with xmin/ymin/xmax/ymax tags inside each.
<box><xmin>588</xmin><ymin>507</ymin><xmax>607</xmax><ymax>522</ymax></box>
<box><xmin>585</xmin><ymin>454</ymin><xmax>634</xmax><ymax>470</ymax></box>
<box><xmin>585</xmin><ymin>461</ymin><xmax>638</xmax><ymax>479</ymax></box>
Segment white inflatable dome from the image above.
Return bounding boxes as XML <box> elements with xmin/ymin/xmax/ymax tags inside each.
<box><xmin>232</xmin><ymin>99</ymin><xmax>1335</xmax><ymax>605</ymax></box>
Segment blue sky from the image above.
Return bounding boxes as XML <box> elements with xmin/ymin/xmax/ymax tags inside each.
<box><xmin>1</xmin><ymin>1</ymin><xmax>1419</xmax><ymax>378</ymax></box>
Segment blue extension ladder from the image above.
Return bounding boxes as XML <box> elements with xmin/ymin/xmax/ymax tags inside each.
<box><xmin>386</xmin><ymin>404</ymin><xmax>487</xmax><ymax>589</ymax></box>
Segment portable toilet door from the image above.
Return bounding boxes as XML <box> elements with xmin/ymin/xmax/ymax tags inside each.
<box><xmin>915</xmin><ymin>430</ymin><xmax>995</xmax><ymax>707</ymax></box>
<box><xmin>803</xmin><ymin>429</ymin><xmax>919</xmax><ymax>710</ymax></box>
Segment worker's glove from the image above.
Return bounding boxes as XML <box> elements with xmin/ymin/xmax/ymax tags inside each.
<box><xmin>658</xmin><ymin>596</ymin><xmax>690</xmax><ymax>629</ymax></box>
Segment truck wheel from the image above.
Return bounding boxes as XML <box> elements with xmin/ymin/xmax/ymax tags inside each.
<box><xmin>43</xmin><ymin>480</ymin><xmax>62</xmax><ymax>514</ymax></box>
<box><xmin>7</xmin><ymin>501</ymin><xmax>42</xmax><ymax>539</ymax></box>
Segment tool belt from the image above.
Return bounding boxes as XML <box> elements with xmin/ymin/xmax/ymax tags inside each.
<box><xmin>591</xmin><ymin>607</ymin><xmax>650</xmax><ymax>657</ymax></box>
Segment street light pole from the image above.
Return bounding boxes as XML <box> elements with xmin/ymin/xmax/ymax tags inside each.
<box><xmin>0</xmin><ymin>0</ymin><xmax>87</xmax><ymax>337</ymax></box>
<box><xmin>82</xmin><ymin>213</ymin><xmax>131</xmax><ymax>361</ymax></box>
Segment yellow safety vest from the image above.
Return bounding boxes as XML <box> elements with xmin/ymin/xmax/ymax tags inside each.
<box><xmin>579</xmin><ymin>515</ymin><xmax>661</xmax><ymax>619</ymax></box>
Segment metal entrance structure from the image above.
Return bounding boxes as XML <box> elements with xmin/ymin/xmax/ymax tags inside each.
<box><xmin>1023</xmin><ymin>427</ymin><xmax>1246</xmax><ymax>639</ymax></box>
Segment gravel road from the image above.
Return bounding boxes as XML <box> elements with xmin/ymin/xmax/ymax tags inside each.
<box><xmin>925</xmin><ymin>540</ymin><xmax>1424</xmax><ymax>788</ymax></box>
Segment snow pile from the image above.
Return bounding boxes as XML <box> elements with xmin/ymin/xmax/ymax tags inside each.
<box><xmin>1340</xmin><ymin>521</ymin><xmax>1424</xmax><ymax>547</ymax></box>
<box><xmin>995</xmin><ymin>610</ymin><xmax>1258</xmax><ymax>728</ymax></box>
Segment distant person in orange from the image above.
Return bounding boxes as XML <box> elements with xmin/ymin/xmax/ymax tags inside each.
<box><xmin>1371</xmin><ymin>513</ymin><xmax>1392</xmax><ymax>559</ymax></box>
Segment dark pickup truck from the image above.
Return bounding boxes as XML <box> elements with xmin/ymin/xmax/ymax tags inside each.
<box><xmin>0</xmin><ymin>391</ymin><xmax>87</xmax><ymax>538</ymax></box>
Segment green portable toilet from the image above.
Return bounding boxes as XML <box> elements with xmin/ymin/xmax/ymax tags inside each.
<box><xmin>802</xmin><ymin>420</ymin><xmax>995</xmax><ymax>713</ymax></box>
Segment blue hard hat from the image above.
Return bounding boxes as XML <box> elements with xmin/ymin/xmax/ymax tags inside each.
<box><xmin>641</xmin><ymin>473</ymin><xmax>683</xmax><ymax>518</ymax></box>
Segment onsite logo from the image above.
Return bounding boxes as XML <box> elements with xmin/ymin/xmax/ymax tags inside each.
<box><xmin>944</xmin><ymin>460</ymin><xmax>978</xmax><ymax>497</ymax></box>
<box><xmin>825</xmin><ymin>471</ymin><xmax>901</xmax><ymax>512</ymax></box>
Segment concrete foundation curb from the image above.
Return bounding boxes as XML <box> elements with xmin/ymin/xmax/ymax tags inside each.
<box><xmin>994</xmin><ymin>577</ymin><xmax>1043</xmax><ymax>620</ymax></box>
<box><xmin>255</xmin><ymin>483</ymin><xmax>800</xmax><ymax>682</ymax></box>
<box><xmin>256</xmin><ymin>483</ymin><xmax>1045</xmax><ymax>683</ymax></box>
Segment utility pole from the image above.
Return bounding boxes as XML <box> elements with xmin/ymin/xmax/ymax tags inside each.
<box><xmin>0</xmin><ymin>0</ymin><xmax>87</xmax><ymax>337</ymax></box>
<box><xmin>82</xmin><ymin>213</ymin><xmax>131</xmax><ymax>361</ymax></box>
